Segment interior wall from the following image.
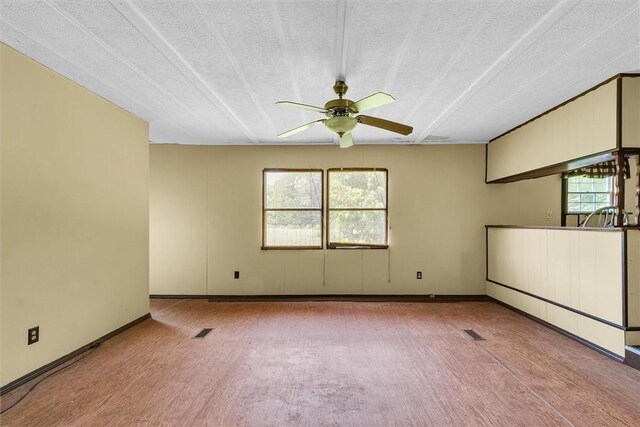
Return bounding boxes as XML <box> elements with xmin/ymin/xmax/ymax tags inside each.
<box><xmin>150</xmin><ymin>144</ymin><xmax>560</xmax><ymax>296</ymax></box>
<box><xmin>1</xmin><ymin>44</ymin><xmax>150</xmax><ymax>386</ymax></box>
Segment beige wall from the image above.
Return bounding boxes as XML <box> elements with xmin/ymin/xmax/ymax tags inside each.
<box><xmin>622</xmin><ymin>76</ymin><xmax>640</xmax><ymax>148</ymax></box>
<box><xmin>487</xmin><ymin>79</ymin><xmax>618</xmax><ymax>182</ymax></box>
<box><xmin>150</xmin><ymin>144</ymin><xmax>560</xmax><ymax>296</ymax></box>
<box><xmin>1</xmin><ymin>44</ymin><xmax>149</xmax><ymax>386</ymax></box>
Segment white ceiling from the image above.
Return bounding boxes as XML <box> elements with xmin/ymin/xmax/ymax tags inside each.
<box><xmin>1</xmin><ymin>0</ymin><xmax>639</xmax><ymax>146</ymax></box>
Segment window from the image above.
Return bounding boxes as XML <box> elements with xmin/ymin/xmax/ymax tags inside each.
<box><xmin>566</xmin><ymin>175</ymin><xmax>612</xmax><ymax>214</ymax></box>
<box><xmin>327</xmin><ymin>169</ymin><xmax>388</xmax><ymax>248</ymax></box>
<box><xmin>262</xmin><ymin>169</ymin><xmax>323</xmax><ymax>249</ymax></box>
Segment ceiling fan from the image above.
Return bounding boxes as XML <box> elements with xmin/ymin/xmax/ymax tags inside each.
<box><xmin>276</xmin><ymin>81</ymin><xmax>413</xmax><ymax>148</ymax></box>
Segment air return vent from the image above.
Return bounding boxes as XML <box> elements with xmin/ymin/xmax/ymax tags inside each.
<box><xmin>464</xmin><ymin>329</ymin><xmax>485</xmax><ymax>341</ymax></box>
<box><xmin>193</xmin><ymin>328</ymin><xmax>213</xmax><ymax>339</ymax></box>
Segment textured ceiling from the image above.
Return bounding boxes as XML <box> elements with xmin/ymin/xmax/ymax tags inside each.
<box><xmin>1</xmin><ymin>0</ymin><xmax>639</xmax><ymax>146</ymax></box>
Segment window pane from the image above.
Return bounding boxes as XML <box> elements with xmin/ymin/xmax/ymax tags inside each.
<box><xmin>578</xmin><ymin>181</ymin><xmax>593</xmax><ymax>192</ymax></box>
<box><xmin>566</xmin><ymin>175</ymin><xmax>612</xmax><ymax>214</ymax></box>
<box><xmin>329</xmin><ymin>210</ymin><xmax>386</xmax><ymax>245</ymax></box>
<box><xmin>581</xmin><ymin>194</ymin><xmax>595</xmax><ymax>203</ymax></box>
<box><xmin>265</xmin><ymin>171</ymin><xmax>322</xmax><ymax>209</ymax></box>
<box><xmin>592</xmin><ymin>179</ymin><xmax>610</xmax><ymax>192</ymax></box>
<box><xmin>580</xmin><ymin>202</ymin><xmax>594</xmax><ymax>212</ymax></box>
<box><xmin>265</xmin><ymin>211</ymin><xmax>321</xmax><ymax>247</ymax></box>
<box><xmin>329</xmin><ymin>171</ymin><xmax>386</xmax><ymax>208</ymax></box>
<box><xmin>568</xmin><ymin>202</ymin><xmax>581</xmax><ymax>212</ymax></box>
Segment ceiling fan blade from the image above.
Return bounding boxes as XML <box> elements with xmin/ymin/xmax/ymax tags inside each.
<box><xmin>277</xmin><ymin>119</ymin><xmax>326</xmax><ymax>138</ymax></box>
<box><xmin>339</xmin><ymin>132</ymin><xmax>353</xmax><ymax>148</ymax></box>
<box><xmin>356</xmin><ymin>115</ymin><xmax>413</xmax><ymax>135</ymax></box>
<box><xmin>357</xmin><ymin>115</ymin><xmax>413</xmax><ymax>135</ymax></box>
<box><xmin>276</xmin><ymin>101</ymin><xmax>327</xmax><ymax>114</ymax></box>
<box><xmin>352</xmin><ymin>92</ymin><xmax>395</xmax><ymax>113</ymax></box>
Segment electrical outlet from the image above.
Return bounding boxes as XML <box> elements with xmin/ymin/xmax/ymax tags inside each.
<box><xmin>417</xmin><ymin>271</ymin><xmax>422</xmax><ymax>279</ymax></box>
<box><xmin>234</xmin><ymin>271</ymin><xmax>240</xmax><ymax>279</ymax></box>
<box><xmin>546</xmin><ymin>210</ymin><xmax>553</xmax><ymax>219</ymax></box>
<box><xmin>28</xmin><ymin>326</ymin><xmax>39</xmax><ymax>345</ymax></box>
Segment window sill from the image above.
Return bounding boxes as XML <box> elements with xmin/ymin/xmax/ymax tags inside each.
<box><xmin>261</xmin><ymin>246</ymin><xmax>323</xmax><ymax>250</ymax></box>
<box><xmin>327</xmin><ymin>244</ymin><xmax>389</xmax><ymax>250</ymax></box>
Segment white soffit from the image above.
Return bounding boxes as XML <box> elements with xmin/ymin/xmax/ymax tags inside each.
<box><xmin>1</xmin><ymin>0</ymin><xmax>639</xmax><ymax>146</ymax></box>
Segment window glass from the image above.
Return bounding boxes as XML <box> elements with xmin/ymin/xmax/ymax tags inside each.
<box><xmin>263</xmin><ymin>170</ymin><xmax>323</xmax><ymax>248</ymax></box>
<box><xmin>566</xmin><ymin>176</ymin><xmax>612</xmax><ymax>214</ymax></box>
<box><xmin>328</xmin><ymin>169</ymin><xmax>388</xmax><ymax>248</ymax></box>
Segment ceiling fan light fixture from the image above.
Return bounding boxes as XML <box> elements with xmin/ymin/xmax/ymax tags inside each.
<box><xmin>324</xmin><ymin>116</ymin><xmax>357</xmax><ymax>135</ymax></box>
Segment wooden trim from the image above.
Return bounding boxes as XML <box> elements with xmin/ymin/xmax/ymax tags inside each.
<box><xmin>326</xmin><ymin>168</ymin><xmax>389</xmax><ymax>249</ymax></box>
<box><xmin>485</xmin><ymin>224</ymin><xmax>626</xmax><ymax>232</ymax></box>
<box><xmin>262</xmin><ymin>169</ymin><xmax>266</xmax><ymax>247</ymax></box>
<box><xmin>322</xmin><ymin>169</ymin><xmax>325</xmax><ymax>248</ymax></box>
<box><xmin>561</xmin><ymin>175</ymin><xmax>568</xmax><ymax>227</ymax></box>
<box><xmin>484</xmin><ymin>143</ymin><xmax>488</xmax><ymax>184</ymax></box>
<box><xmin>327</xmin><ymin>207</ymin><xmax>387</xmax><ymax>212</ymax></box>
<box><xmin>261</xmin><ymin>246</ymin><xmax>323</xmax><ymax>250</ymax></box>
<box><xmin>613</xmin><ymin>152</ymin><xmax>626</xmax><ymax>226</ymax></box>
<box><xmin>264</xmin><ymin>208</ymin><xmax>323</xmax><ymax>212</ymax></box>
<box><xmin>636</xmin><ymin>155</ymin><xmax>640</xmax><ymax>226</ymax></box>
<box><xmin>615</xmin><ymin>147</ymin><xmax>640</xmax><ymax>156</ymax></box>
<box><xmin>486</xmin><ymin>279</ymin><xmax>625</xmax><ymax>330</ymax></box>
<box><xmin>326</xmin><ymin>244</ymin><xmax>389</xmax><ymax>250</ymax></box>
<box><xmin>489</xmin><ymin>298</ymin><xmax>624</xmax><ymax>363</ymax></box>
<box><xmin>263</xmin><ymin>168</ymin><xmax>324</xmax><ymax>172</ymax></box>
<box><xmin>0</xmin><ymin>313</ymin><xmax>151</xmax><ymax>395</ymax></box>
<box><xmin>326</xmin><ymin>167</ymin><xmax>389</xmax><ymax>172</ymax></box>
<box><xmin>489</xmin><ymin>74</ymin><xmax>640</xmax><ymax>143</ymax></box>
<box><xmin>485</xmin><ymin>226</ymin><xmax>489</xmax><ymax>281</ymax></box>
<box><xmin>262</xmin><ymin>169</ymin><xmax>324</xmax><ymax>250</ymax></box>
<box><xmin>208</xmin><ymin>294</ymin><xmax>490</xmax><ymax>302</ymax></box>
<box><xmin>486</xmin><ymin>150</ymin><xmax>617</xmax><ymax>184</ymax></box>
<box><xmin>616</xmin><ymin>77</ymin><xmax>623</xmax><ymax>149</ymax></box>
<box><xmin>622</xmin><ymin>230</ymin><xmax>628</xmax><ymax>328</ymax></box>
<box><xmin>150</xmin><ymin>295</ymin><xmax>209</xmax><ymax>299</ymax></box>
<box><xmin>385</xmin><ymin>169</ymin><xmax>389</xmax><ymax>246</ymax></box>
<box><xmin>325</xmin><ymin>168</ymin><xmax>329</xmax><ymax>249</ymax></box>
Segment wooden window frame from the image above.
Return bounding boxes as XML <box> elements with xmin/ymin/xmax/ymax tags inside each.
<box><xmin>326</xmin><ymin>168</ymin><xmax>389</xmax><ymax>250</ymax></box>
<box><xmin>262</xmin><ymin>168</ymin><xmax>324</xmax><ymax>250</ymax></box>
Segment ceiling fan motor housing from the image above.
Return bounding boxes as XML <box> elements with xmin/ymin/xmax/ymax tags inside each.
<box><xmin>324</xmin><ymin>98</ymin><xmax>356</xmax><ymax>116</ymax></box>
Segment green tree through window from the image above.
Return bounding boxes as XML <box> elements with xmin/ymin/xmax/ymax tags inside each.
<box><xmin>263</xmin><ymin>169</ymin><xmax>323</xmax><ymax>248</ymax></box>
<box><xmin>328</xmin><ymin>169</ymin><xmax>388</xmax><ymax>248</ymax></box>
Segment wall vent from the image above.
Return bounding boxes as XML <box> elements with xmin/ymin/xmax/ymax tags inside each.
<box><xmin>193</xmin><ymin>328</ymin><xmax>213</xmax><ymax>339</ymax></box>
